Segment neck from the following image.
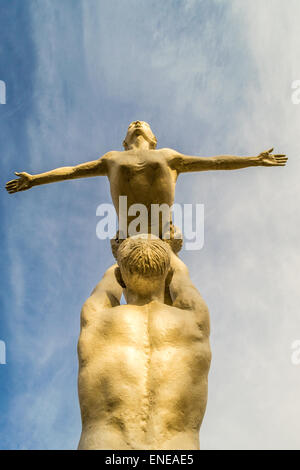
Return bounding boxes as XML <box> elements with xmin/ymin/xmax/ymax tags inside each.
<box><xmin>128</xmin><ymin>135</ymin><xmax>151</xmax><ymax>151</ymax></box>
<box><xmin>125</xmin><ymin>286</ymin><xmax>165</xmax><ymax>306</ymax></box>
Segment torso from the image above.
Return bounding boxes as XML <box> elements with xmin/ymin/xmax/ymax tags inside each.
<box><xmin>104</xmin><ymin>149</ymin><xmax>178</xmax><ymax>236</ymax></box>
<box><xmin>77</xmin><ymin>300</ymin><xmax>211</xmax><ymax>450</ymax></box>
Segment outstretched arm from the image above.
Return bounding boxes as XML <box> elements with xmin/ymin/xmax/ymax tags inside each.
<box><xmin>5</xmin><ymin>154</ymin><xmax>109</xmax><ymax>194</ymax></box>
<box><xmin>170</xmin><ymin>148</ymin><xmax>287</xmax><ymax>173</ymax></box>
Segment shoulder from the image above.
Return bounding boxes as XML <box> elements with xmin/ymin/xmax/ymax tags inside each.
<box><xmin>98</xmin><ymin>150</ymin><xmax>122</xmax><ymax>162</ymax></box>
<box><xmin>157</xmin><ymin>147</ymin><xmax>181</xmax><ymax>157</ymax></box>
<box><xmin>158</xmin><ymin>148</ymin><xmax>184</xmax><ymax>169</ymax></box>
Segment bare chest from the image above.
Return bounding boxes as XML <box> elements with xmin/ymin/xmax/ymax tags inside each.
<box><xmin>106</xmin><ymin>151</ymin><xmax>176</xmax><ymax>206</ymax></box>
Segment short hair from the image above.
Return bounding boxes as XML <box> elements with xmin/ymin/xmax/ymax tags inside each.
<box><xmin>117</xmin><ymin>235</ymin><xmax>171</xmax><ymax>277</ymax></box>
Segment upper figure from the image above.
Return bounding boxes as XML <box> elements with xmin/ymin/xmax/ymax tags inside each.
<box><xmin>6</xmin><ymin>121</ymin><xmax>287</xmax><ymax>237</ymax></box>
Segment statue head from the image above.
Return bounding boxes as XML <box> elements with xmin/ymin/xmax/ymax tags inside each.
<box><xmin>123</xmin><ymin>121</ymin><xmax>157</xmax><ymax>150</ymax></box>
<box><xmin>115</xmin><ymin>234</ymin><xmax>171</xmax><ymax>296</ymax></box>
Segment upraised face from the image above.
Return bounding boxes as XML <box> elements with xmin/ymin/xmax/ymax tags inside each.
<box><xmin>123</xmin><ymin>121</ymin><xmax>157</xmax><ymax>150</ymax></box>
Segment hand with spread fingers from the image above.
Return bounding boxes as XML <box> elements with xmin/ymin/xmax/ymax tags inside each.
<box><xmin>258</xmin><ymin>148</ymin><xmax>288</xmax><ymax>167</ymax></box>
<box><xmin>5</xmin><ymin>172</ymin><xmax>33</xmax><ymax>194</ymax></box>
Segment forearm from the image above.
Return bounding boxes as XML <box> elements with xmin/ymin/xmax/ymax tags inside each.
<box><xmin>175</xmin><ymin>154</ymin><xmax>260</xmax><ymax>172</ymax></box>
<box><xmin>32</xmin><ymin>166</ymin><xmax>76</xmax><ymax>186</ymax></box>
<box><xmin>32</xmin><ymin>159</ymin><xmax>106</xmax><ymax>187</ymax></box>
<box><xmin>206</xmin><ymin>155</ymin><xmax>259</xmax><ymax>170</ymax></box>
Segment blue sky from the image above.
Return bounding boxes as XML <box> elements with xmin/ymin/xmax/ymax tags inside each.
<box><xmin>0</xmin><ymin>0</ymin><xmax>300</xmax><ymax>449</ymax></box>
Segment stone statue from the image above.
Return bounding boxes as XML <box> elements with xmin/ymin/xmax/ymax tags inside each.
<box><xmin>5</xmin><ymin>121</ymin><xmax>287</xmax><ymax>449</ymax></box>
<box><xmin>78</xmin><ymin>235</ymin><xmax>211</xmax><ymax>450</ymax></box>
<box><xmin>6</xmin><ymin>121</ymin><xmax>287</xmax><ymax>238</ymax></box>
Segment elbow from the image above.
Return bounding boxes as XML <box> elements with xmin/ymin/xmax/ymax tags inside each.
<box><xmin>70</xmin><ymin>166</ymin><xmax>84</xmax><ymax>179</ymax></box>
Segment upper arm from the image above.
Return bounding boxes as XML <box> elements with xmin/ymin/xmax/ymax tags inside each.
<box><xmin>93</xmin><ymin>156</ymin><xmax>108</xmax><ymax>176</ymax></box>
<box><xmin>169</xmin><ymin>255</ymin><xmax>196</xmax><ymax>309</ymax></box>
<box><xmin>169</xmin><ymin>255</ymin><xmax>210</xmax><ymax>331</ymax></box>
<box><xmin>89</xmin><ymin>264</ymin><xmax>122</xmax><ymax>307</ymax></box>
<box><xmin>170</xmin><ymin>275</ymin><xmax>210</xmax><ymax>336</ymax></box>
<box><xmin>80</xmin><ymin>264</ymin><xmax>122</xmax><ymax>328</ymax></box>
<box><xmin>167</xmin><ymin>149</ymin><xmax>213</xmax><ymax>174</ymax></box>
<box><xmin>73</xmin><ymin>152</ymin><xmax>110</xmax><ymax>177</ymax></box>
<box><xmin>96</xmin><ymin>151</ymin><xmax>114</xmax><ymax>175</ymax></box>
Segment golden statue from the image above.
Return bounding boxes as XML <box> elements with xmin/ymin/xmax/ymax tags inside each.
<box><xmin>6</xmin><ymin>120</ymin><xmax>287</xmax><ymax>236</ymax></box>
<box><xmin>78</xmin><ymin>235</ymin><xmax>211</xmax><ymax>450</ymax></box>
<box><xmin>6</xmin><ymin>122</ymin><xmax>287</xmax><ymax>449</ymax></box>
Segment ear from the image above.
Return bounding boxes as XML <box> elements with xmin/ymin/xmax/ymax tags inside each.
<box><xmin>115</xmin><ymin>266</ymin><xmax>126</xmax><ymax>288</ymax></box>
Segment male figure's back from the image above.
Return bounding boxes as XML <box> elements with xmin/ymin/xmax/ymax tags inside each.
<box><xmin>78</xmin><ymin>301</ymin><xmax>210</xmax><ymax>450</ymax></box>
<box><xmin>77</xmin><ymin>237</ymin><xmax>211</xmax><ymax>450</ymax></box>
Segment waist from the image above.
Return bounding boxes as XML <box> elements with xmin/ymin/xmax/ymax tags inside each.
<box><xmin>78</xmin><ymin>421</ymin><xmax>200</xmax><ymax>450</ymax></box>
